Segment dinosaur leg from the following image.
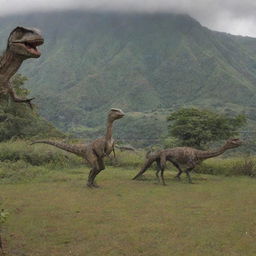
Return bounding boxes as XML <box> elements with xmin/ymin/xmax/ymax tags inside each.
<box><xmin>185</xmin><ymin>167</ymin><xmax>194</xmax><ymax>184</ymax></box>
<box><xmin>132</xmin><ymin>158</ymin><xmax>155</xmax><ymax>180</ymax></box>
<box><xmin>90</xmin><ymin>158</ymin><xmax>105</xmax><ymax>187</ymax></box>
<box><xmin>86</xmin><ymin>153</ymin><xmax>100</xmax><ymax>188</ymax></box>
<box><xmin>159</xmin><ymin>154</ymin><xmax>168</xmax><ymax>185</ymax></box>
<box><xmin>87</xmin><ymin>167</ymin><xmax>98</xmax><ymax>188</ymax></box>
<box><xmin>87</xmin><ymin>169</ymin><xmax>95</xmax><ymax>187</ymax></box>
<box><xmin>155</xmin><ymin>159</ymin><xmax>161</xmax><ymax>183</ymax></box>
<box><xmin>8</xmin><ymin>85</ymin><xmax>34</xmax><ymax>109</ymax></box>
<box><xmin>160</xmin><ymin>167</ymin><xmax>166</xmax><ymax>186</ymax></box>
<box><xmin>171</xmin><ymin>161</ymin><xmax>183</xmax><ymax>180</ymax></box>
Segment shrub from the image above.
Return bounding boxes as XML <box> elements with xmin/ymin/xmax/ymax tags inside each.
<box><xmin>0</xmin><ymin>140</ymin><xmax>256</xmax><ymax>179</ymax></box>
<box><xmin>196</xmin><ymin>156</ymin><xmax>256</xmax><ymax>177</ymax></box>
<box><xmin>105</xmin><ymin>149</ymin><xmax>145</xmax><ymax>169</ymax></box>
<box><xmin>0</xmin><ymin>140</ymin><xmax>83</xmax><ymax>167</ymax></box>
<box><xmin>0</xmin><ymin>208</ymin><xmax>9</xmax><ymax>226</ymax></box>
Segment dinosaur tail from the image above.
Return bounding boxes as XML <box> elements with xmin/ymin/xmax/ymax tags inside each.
<box><xmin>31</xmin><ymin>140</ymin><xmax>84</xmax><ymax>156</ymax></box>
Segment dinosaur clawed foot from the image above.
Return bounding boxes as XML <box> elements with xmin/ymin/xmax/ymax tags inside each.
<box><xmin>13</xmin><ymin>97</ymin><xmax>35</xmax><ymax>109</ymax></box>
<box><xmin>23</xmin><ymin>97</ymin><xmax>35</xmax><ymax>109</ymax></box>
<box><xmin>86</xmin><ymin>183</ymin><xmax>100</xmax><ymax>189</ymax></box>
<box><xmin>87</xmin><ymin>183</ymin><xmax>94</xmax><ymax>188</ymax></box>
<box><xmin>92</xmin><ymin>183</ymin><xmax>100</xmax><ymax>188</ymax></box>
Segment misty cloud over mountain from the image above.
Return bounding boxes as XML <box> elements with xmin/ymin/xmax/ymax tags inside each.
<box><xmin>1</xmin><ymin>0</ymin><xmax>256</xmax><ymax>37</ymax></box>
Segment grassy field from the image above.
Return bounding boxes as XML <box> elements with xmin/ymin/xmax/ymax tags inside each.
<box><xmin>1</xmin><ymin>166</ymin><xmax>256</xmax><ymax>256</ymax></box>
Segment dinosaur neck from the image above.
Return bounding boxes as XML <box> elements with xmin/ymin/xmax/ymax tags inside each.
<box><xmin>105</xmin><ymin>119</ymin><xmax>114</xmax><ymax>142</ymax></box>
<box><xmin>197</xmin><ymin>146</ymin><xmax>227</xmax><ymax>160</ymax></box>
<box><xmin>0</xmin><ymin>50</ymin><xmax>24</xmax><ymax>83</ymax></box>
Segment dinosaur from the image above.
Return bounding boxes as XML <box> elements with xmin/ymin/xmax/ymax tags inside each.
<box><xmin>133</xmin><ymin>138</ymin><xmax>243</xmax><ymax>185</ymax></box>
<box><xmin>32</xmin><ymin>108</ymin><xmax>125</xmax><ymax>188</ymax></box>
<box><xmin>0</xmin><ymin>26</ymin><xmax>44</xmax><ymax>108</ymax></box>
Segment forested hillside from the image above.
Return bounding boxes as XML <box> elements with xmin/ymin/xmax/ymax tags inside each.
<box><xmin>1</xmin><ymin>11</ymin><xmax>256</xmax><ymax>145</ymax></box>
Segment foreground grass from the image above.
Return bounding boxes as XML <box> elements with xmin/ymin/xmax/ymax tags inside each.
<box><xmin>1</xmin><ymin>167</ymin><xmax>256</xmax><ymax>256</ymax></box>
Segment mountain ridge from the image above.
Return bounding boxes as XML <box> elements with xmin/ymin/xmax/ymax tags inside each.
<box><xmin>1</xmin><ymin>11</ymin><xmax>256</xmax><ymax>145</ymax></box>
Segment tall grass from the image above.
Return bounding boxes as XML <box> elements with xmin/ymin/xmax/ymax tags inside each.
<box><xmin>0</xmin><ymin>141</ymin><xmax>255</xmax><ymax>183</ymax></box>
<box><xmin>0</xmin><ymin>140</ymin><xmax>83</xmax><ymax>167</ymax></box>
<box><xmin>197</xmin><ymin>156</ymin><xmax>256</xmax><ymax>177</ymax></box>
<box><xmin>0</xmin><ymin>140</ymin><xmax>84</xmax><ymax>183</ymax></box>
<box><xmin>0</xmin><ymin>140</ymin><xmax>145</xmax><ymax>167</ymax></box>
<box><xmin>108</xmin><ymin>149</ymin><xmax>145</xmax><ymax>169</ymax></box>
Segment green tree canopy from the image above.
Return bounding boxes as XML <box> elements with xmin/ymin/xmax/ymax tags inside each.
<box><xmin>167</xmin><ymin>108</ymin><xmax>246</xmax><ymax>148</ymax></box>
<box><xmin>0</xmin><ymin>74</ymin><xmax>63</xmax><ymax>141</ymax></box>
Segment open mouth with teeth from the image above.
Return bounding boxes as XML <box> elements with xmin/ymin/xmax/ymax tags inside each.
<box><xmin>14</xmin><ymin>39</ymin><xmax>44</xmax><ymax>56</ymax></box>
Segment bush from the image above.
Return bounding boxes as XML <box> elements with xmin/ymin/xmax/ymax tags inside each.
<box><xmin>167</xmin><ymin>108</ymin><xmax>246</xmax><ymax>148</ymax></box>
<box><xmin>0</xmin><ymin>140</ymin><xmax>146</xmax><ymax>183</ymax></box>
<box><xmin>0</xmin><ymin>208</ymin><xmax>9</xmax><ymax>226</ymax></box>
<box><xmin>197</xmin><ymin>156</ymin><xmax>256</xmax><ymax>177</ymax></box>
<box><xmin>0</xmin><ymin>140</ymin><xmax>146</xmax><ymax>170</ymax></box>
<box><xmin>1</xmin><ymin>141</ymin><xmax>256</xmax><ymax>181</ymax></box>
<box><xmin>105</xmin><ymin>149</ymin><xmax>145</xmax><ymax>169</ymax></box>
<box><xmin>0</xmin><ymin>140</ymin><xmax>83</xmax><ymax>167</ymax></box>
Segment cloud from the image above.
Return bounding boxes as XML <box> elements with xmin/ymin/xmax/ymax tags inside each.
<box><xmin>1</xmin><ymin>0</ymin><xmax>256</xmax><ymax>37</ymax></box>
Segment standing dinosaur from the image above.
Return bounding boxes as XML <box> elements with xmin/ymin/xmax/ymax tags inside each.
<box><xmin>32</xmin><ymin>108</ymin><xmax>125</xmax><ymax>188</ymax></box>
<box><xmin>0</xmin><ymin>26</ymin><xmax>44</xmax><ymax>108</ymax></box>
<box><xmin>133</xmin><ymin>138</ymin><xmax>243</xmax><ymax>185</ymax></box>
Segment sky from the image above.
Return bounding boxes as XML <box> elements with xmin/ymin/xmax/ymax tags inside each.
<box><xmin>1</xmin><ymin>0</ymin><xmax>256</xmax><ymax>37</ymax></box>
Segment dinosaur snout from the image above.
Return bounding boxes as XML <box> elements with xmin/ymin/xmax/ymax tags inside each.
<box><xmin>119</xmin><ymin>110</ymin><xmax>125</xmax><ymax>117</ymax></box>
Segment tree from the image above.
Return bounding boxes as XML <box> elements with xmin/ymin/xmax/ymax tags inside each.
<box><xmin>167</xmin><ymin>108</ymin><xmax>246</xmax><ymax>148</ymax></box>
<box><xmin>0</xmin><ymin>74</ymin><xmax>63</xmax><ymax>141</ymax></box>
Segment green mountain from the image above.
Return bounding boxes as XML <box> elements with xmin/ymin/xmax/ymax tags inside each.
<box><xmin>1</xmin><ymin>11</ymin><xmax>256</xmax><ymax>145</ymax></box>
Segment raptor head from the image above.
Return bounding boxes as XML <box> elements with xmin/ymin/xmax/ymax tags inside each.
<box><xmin>224</xmin><ymin>138</ymin><xmax>243</xmax><ymax>149</ymax></box>
<box><xmin>108</xmin><ymin>108</ymin><xmax>125</xmax><ymax>122</ymax></box>
<box><xmin>7</xmin><ymin>26</ymin><xmax>44</xmax><ymax>59</ymax></box>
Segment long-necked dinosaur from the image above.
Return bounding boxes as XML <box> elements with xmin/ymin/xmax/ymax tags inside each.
<box><xmin>32</xmin><ymin>108</ymin><xmax>125</xmax><ymax>188</ymax></box>
<box><xmin>133</xmin><ymin>138</ymin><xmax>243</xmax><ymax>185</ymax></box>
<box><xmin>0</xmin><ymin>26</ymin><xmax>44</xmax><ymax>108</ymax></box>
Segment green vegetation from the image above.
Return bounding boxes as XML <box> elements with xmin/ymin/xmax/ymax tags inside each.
<box><xmin>1</xmin><ymin>12</ymin><xmax>256</xmax><ymax>145</ymax></box>
<box><xmin>0</xmin><ymin>140</ymin><xmax>255</xmax><ymax>185</ymax></box>
<box><xmin>167</xmin><ymin>108</ymin><xmax>246</xmax><ymax>148</ymax></box>
<box><xmin>0</xmin><ymin>75</ymin><xmax>63</xmax><ymax>142</ymax></box>
<box><xmin>0</xmin><ymin>12</ymin><xmax>255</xmax><ymax>254</ymax></box>
<box><xmin>198</xmin><ymin>156</ymin><xmax>256</xmax><ymax>177</ymax></box>
<box><xmin>0</xmin><ymin>140</ymin><xmax>143</xmax><ymax>183</ymax></box>
<box><xmin>0</xmin><ymin>197</ymin><xmax>8</xmax><ymax>255</ymax></box>
<box><xmin>0</xmin><ymin>140</ymin><xmax>82</xmax><ymax>168</ymax></box>
<box><xmin>0</xmin><ymin>11</ymin><xmax>256</xmax><ymax>256</ymax></box>
<box><xmin>0</xmin><ymin>140</ymin><xmax>255</xmax><ymax>255</ymax></box>
<box><xmin>0</xmin><ymin>165</ymin><xmax>256</xmax><ymax>256</ymax></box>
<box><xmin>0</xmin><ymin>209</ymin><xmax>8</xmax><ymax>226</ymax></box>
